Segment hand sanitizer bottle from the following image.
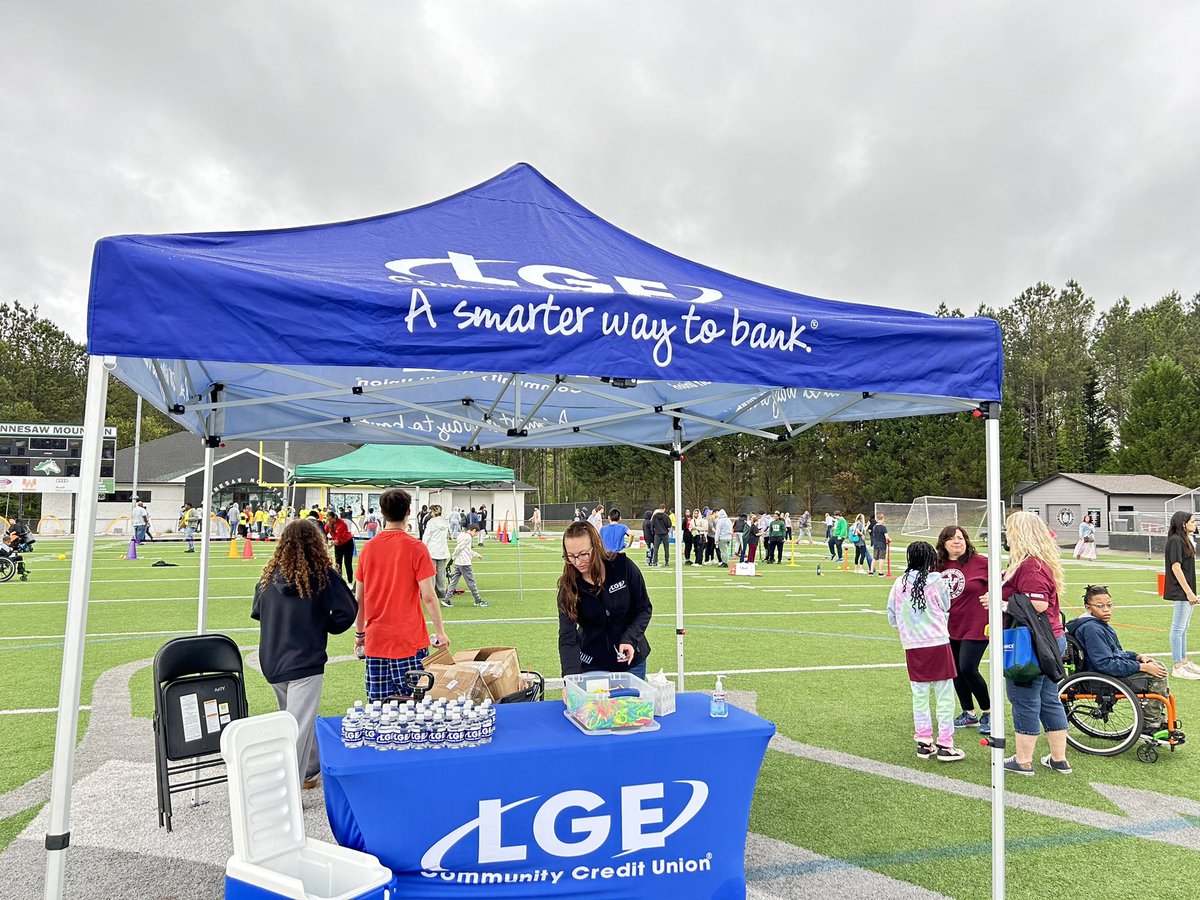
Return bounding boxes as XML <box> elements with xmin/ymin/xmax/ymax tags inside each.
<box><xmin>710</xmin><ymin>675</ymin><xmax>728</xmax><ymax>718</ymax></box>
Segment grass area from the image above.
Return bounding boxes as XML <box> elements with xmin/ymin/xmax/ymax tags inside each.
<box><xmin>2</xmin><ymin>533</ymin><xmax>1197</xmax><ymax>898</ymax></box>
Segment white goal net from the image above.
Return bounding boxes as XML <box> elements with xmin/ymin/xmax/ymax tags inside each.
<box><xmin>900</xmin><ymin>496</ymin><xmax>1004</xmax><ymax>543</ymax></box>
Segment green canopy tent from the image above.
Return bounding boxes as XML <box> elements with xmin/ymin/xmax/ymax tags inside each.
<box><xmin>294</xmin><ymin>444</ymin><xmax>529</xmax><ymax>599</ymax></box>
<box><xmin>292</xmin><ymin>443</ymin><xmax>514</xmax><ymax>485</ymax></box>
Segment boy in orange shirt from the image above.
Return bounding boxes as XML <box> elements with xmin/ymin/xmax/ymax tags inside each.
<box><xmin>353</xmin><ymin>487</ymin><xmax>450</xmax><ymax>701</ymax></box>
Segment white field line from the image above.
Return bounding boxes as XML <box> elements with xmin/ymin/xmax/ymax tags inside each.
<box><xmin>0</xmin><ymin>705</ymin><xmax>92</xmax><ymax>715</ymax></box>
<box><xmin>0</xmin><ymin>608</ymin><xmax>893</xmax><ymax>641</ymax></box>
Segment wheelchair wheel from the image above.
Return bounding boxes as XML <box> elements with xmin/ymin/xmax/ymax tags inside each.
<box><xmin>0</xmin><ymin>557</ymin><xmax>14</xmax><ymax>583</ymax></box>
<box><xmin>1061</xmin><ymin>672</ymin><xmax>1143</xmax><ymax>756</ymax></box>
<box><xmin>1136</xmin><ymin>743</ymin><xmax>1159</xmax><ymax>764</ymax></box>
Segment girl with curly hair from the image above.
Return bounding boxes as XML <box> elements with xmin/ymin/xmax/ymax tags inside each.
<box><xmin>252</xmin><ymin>518</ymin><xmax>357</xmax><ymax>788</ymax></box>
<box><xmin>887</xmin><ymin>541</ymin><xmax>962</xmax><ymax>762</ymax></box>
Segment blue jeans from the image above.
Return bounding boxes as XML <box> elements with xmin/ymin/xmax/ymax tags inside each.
<box><xmin>629</xmin><ymin>662</ymin><xmax>647</xmax><ymax>680</ymax></box>
<box><xmin>134</xmin><ymin>524</ymin><xmax>147</xmax><ymax>543</ymax></box>
<box><xmin>1006</xmin><ymin>635</ymin><xmax>1068</xmax><ymax>736</ymax></box>
<box><xmin>1170</xmin><ymin>600</ymin><xmax>1194</xmax><ymax>665</ymax></box>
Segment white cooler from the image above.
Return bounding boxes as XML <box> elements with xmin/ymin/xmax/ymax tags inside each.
<box><xmin>221</xmin><ymin>712</ymin><xmax>394</xmax><ymax>900</ymax></box>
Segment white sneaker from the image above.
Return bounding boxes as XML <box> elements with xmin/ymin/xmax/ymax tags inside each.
<box><xmin>1172</xmin><ymin>663</ymin><xmax>1200</xmax><ymax>680</ymax></box>
<box><xmin>1186</xmin><ymin>660</ymin><xmax>1200</xmax><ymax>674</ymax></box>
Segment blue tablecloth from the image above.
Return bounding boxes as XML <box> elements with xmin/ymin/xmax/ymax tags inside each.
<box><xmin>316</xmin><ymin>693</ymin><xmax>775</xmax><ymax>900</ymax></box>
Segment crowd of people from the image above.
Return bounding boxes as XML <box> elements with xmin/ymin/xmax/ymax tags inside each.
<box><xmin>55</xmin><ymin>487</ymin><xmax>1200</xmax><ymax>789</ymax></box>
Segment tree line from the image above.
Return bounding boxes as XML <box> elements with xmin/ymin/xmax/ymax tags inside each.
<box><xmin>4</xmin><ymin>283</ymin><xmax>1198</xmax><ymax>520</ymax></box>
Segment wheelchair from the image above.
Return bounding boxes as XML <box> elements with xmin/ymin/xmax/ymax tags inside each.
<box><xmin>0</xmin><ymin>543</ymin><xmax>28</xmax><ymax>582</ymax></box>
<box><xmin>1059</xmin><ymin>633</ymin><xmax>1185</xmax><ymax>763</ymax></box>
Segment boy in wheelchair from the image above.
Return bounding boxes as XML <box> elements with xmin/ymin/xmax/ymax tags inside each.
<box><xmin>0</xmin><ymin>533</ymin><xmax>29</xmax><ymax>581</ymax></box>
<box><xmin>1065</xmin><ymin>585</ymin><xmax>1170</xmax><ymax>735</ymax></box>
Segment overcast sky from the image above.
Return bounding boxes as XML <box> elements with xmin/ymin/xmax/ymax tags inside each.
<box><xmin>3</xmin><ymin>1</ymin><xmax>1199</xmax><ymax>343</ymax></box>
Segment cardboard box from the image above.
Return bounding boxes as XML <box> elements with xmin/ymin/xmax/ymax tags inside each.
<box><xmin>452</xmin><ymin>647</ymin><xmax>522</xmax><ymax>701</ymax></box>
<box><xmin>424</xmin><ymin>664</ymin><xmax>489</xmax><ymax>703</ymax></box>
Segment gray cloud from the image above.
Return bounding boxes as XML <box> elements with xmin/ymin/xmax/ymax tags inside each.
<box><xmin>3</xmin><ymin>0</ymin><xmax>1199</xmax><ymax>341</ymax></box>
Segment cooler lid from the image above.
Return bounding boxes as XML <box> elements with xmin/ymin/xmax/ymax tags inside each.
<box><xmin>220</xmin><ymin>711</ymin><xmax>307</xmax><ymax>864</ymax></box>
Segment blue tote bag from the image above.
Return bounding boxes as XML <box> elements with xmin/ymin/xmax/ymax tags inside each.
<box><xmin>1002</xmin><ymin>626</ymin><xmax>1041</xmax><ymax>683</ymax></box>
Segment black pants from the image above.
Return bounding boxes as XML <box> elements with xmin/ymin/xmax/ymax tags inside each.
<box><xmin>683</xmin><ymin>530</ymin><xmax>693</xmax><ymax>559</ymax></box>
<box><xmin>334</xmin><ymin>542</ymin><xmax>354</xmax><ymax>582</ymax></box>
<box><xmin>706</xmin><ymin>535</ymin><xmax>718</xmax><ymax>563</ymax></box>
<box><xmin>853</xmin><ymin>542</ymin><xmax>866</xmax><ymax>566</ymax></box>
<box><xmin>651</xmin><ymin>534</ymin><xmax>669</xmax><ymax>565</ymax></box>
<box><xmin>692</xmin><ymin>538</ymin><xmax>704</xmax><ymax>565</ymax></box>
<box><xmin>950</xmin><ymin>638</ymin><xmax>990</xmax><ymax>712</ymax></box>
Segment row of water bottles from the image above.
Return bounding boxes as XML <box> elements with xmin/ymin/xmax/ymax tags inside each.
<box><xmin>341</xmin><ymin>697</ymin><xmax>496</xmax><ymax>750</ymax></box>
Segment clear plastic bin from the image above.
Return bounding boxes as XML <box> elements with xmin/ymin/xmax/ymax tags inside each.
<box><xmin>562</xmin><ymin>672</ymin><xmax>657</xmax><ymax>731</ymax></box>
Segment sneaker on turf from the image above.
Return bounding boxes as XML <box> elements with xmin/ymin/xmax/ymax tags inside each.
<box><xmin>1003</xmin><ymin>756</ymin><xmax>1034</xmax><ymax>776</ymax></box>
<box><xmin>474</xmin><ymin>600</ymin><xmax>489</xmax><ymax>608</ymax></box>
<box><xmin>954</xmin><ymin>711</ymin><xmax>981</xmax><ymax>728</ymax></box>
<box><xmin>979</xmin><ymin>713</ymin><xmax>991</xmax><ymax>736</ymax></box>
<box><xmin>1186</xmin><ymin>660</ymin><xmax>1200</xmax><ymax>674</ymax></box>
<box><xmin>936</xmin><ymin>744</ymin><xmax>965</xmax><ymax>762</ymax></box>
<box><xmin>1172</xmin><ymin>663</ymin><xmax>1200</xmax><ymax>680</ymax></box>
<box><xmin>1040</xmin><ymin>754</ymin><xmax>1072</xmax><ymax>775</ymax></box>
<box><xmin>440</xmin><ymin>599</ymin><xmax>453</xmax><ymax>608</ymax></box>
<box><xmin>916</xmin><ymin>742</ymin><xmax>935</xmax><ymax>760</ymax></box>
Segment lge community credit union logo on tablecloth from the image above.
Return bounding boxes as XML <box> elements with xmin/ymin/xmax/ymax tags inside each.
<box><xmin>420</xmin><ymin>780</ymin><xmax>712</xmax><ymax>886</ymax></box>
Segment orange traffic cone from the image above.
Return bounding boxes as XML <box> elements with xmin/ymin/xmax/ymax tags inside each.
<box><xmin>242</xmin><ymin>536</ymin><xmax>255</xmax><ymax>559</ymax></box>
<box><xmin>228</xmin><ymin>538</ymin><xmax>239</xmax><ymax>559</ymax></box>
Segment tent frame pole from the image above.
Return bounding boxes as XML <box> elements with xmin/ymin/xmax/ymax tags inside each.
<box><xmin>44</xmin><ymin>354</ymin><xmax>111</xmax><ymax>900</ymax></box>
<box><xmin>672</xmin><ymin>423</ymin><xmax>686</xmax><ymax>691</ymax></box>
<box><xmin>983</xmin><ymin>404</ymin><xmax>1005</xmax><ymax>900</ymax></box>
<box><xmin>197</xmin><ymin>443</ymin><xmax>216</xmax><ymax>634</ymax></box>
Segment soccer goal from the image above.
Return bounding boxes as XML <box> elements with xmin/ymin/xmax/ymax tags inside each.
<box><xmin>1165</xmin><ymin>488</ymin><xmax>1200</xmax><ymax>523</ymax></box>
<box><xmin>902</xmin><ymin>496</ymin><xmax>1004</xmax><ymax>543</ymax></box>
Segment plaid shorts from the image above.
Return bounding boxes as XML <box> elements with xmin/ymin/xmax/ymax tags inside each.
<box><xmin>365</xmin><ymin>649</ymin><xmax>429</xmax><ymax>701</ymax></box>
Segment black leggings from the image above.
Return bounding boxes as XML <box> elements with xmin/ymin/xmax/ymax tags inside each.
<box><xmin>950</xmin><ymin>638</ymin><xmax>990</xmax><ymax>712</ymax></box>
<box><xmin>853</xmin><ymin>542</ymin><xmax>866</xmax><ymax>565</ymax></box>
<box><xmin>334</xmin><ymin>542</ymin><xmax>354</xmax><ymax>582</ymax></box>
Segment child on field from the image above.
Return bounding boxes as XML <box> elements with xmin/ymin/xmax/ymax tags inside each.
<box><xmin>443</xmin><ymin>524</ymin><xmax>489</xmax><ymax>608</ymax></box>
<box><xmin>887</xmin><ymin>541</ymin><xmax>964</xmax><ymax>761</ymax></box>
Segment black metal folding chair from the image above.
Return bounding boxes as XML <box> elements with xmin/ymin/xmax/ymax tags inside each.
<box><xmin>152</xmin><ymin>633</ymin><xmax>248</xmax><ymax>831</ymax></box>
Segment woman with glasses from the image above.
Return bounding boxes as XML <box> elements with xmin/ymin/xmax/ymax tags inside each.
<box><xmin>557</xmin><ymin>521</ymin><xmax>652</xmax><ymax>678</ymax></box>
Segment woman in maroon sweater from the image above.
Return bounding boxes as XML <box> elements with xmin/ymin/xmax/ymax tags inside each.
<box><xmin>936</xmin><ymin>526</ymin><xmax>991</xmax><ymax>736</ymax></box>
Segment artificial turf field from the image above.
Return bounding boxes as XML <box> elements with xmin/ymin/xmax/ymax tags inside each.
<box><xmin>2</xmin><ymin>534</ymin><xmax>1198</xmax><ymax>898</ymax></box>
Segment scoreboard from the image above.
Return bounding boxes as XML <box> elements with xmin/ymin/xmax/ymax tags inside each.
<box><xmin>0</xmin><ymin>423</ymin><xmax>117</xmax><ymax>494</ymax></box>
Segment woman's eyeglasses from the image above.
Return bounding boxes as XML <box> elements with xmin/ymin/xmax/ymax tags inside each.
<box><xmin>564</xmin><ymin>549</ymin><xmax>593</xmax><ymax>563</ymax></box>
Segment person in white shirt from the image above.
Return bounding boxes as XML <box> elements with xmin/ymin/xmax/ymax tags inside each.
<box><xmin>131</xmin><ymin>500</ymin><xmax>150</xmax><ymax>543</ymax></box>
<box><xmin>442</xmin><ymin>525</ymin><xmax>488</xmax><ymax>608</ymax></box>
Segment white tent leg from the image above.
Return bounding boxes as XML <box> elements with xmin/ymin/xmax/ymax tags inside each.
<box><xmin>44</xmin><ymin>355</ymin><xmax>110</xmax><ymax>900</ymax></box>
<box><xmin>672</xmin><ymin>434</ymin><xmax>685</xmax><ymax>691</ymax></box>
<box><xmin>197</xmin><ymin>444</ymin><xmax>215</xmax><ymax>634</ymax></box>
<box><xmin>984</xmin><ymin>408</ymin><xmax>1005</xmax><ymax>900</ymax></box>
<box><xmin>511</xmin><ymin>479</ymin><xmax>524</xmax><ymax>602</ymax></box>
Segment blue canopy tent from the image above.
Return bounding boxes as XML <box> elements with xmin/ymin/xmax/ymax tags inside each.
<box><xmin>47</xmin><ymin>164</ymin><xmax>1008</xmax><ymax>898</ymax></box>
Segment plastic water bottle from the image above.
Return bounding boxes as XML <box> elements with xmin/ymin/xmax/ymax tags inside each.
<box><xmin>816</xmin><ymin>563</ymin><xmax>822</xmax><ymax>576</ymax></box>
<box><xmin>429</xmin><ymin>712</ymin><xmax>447</xmax><ymax>749</ymax></box>
<box><xmin>409</xmin><ymin>714</ymin><xmax>428</xmax><ymax>750</ymax></box>
<box><xmin>480</xmin><ymin>706</ymin><xmax>495</xmax><ymax>745</ymax></box>
<box><xmin>446</xmin><ymin>714</ymin><xmax>465</xmax><ymax>749</ymax></box>
<box><xmin>394</xmin><ymin>715</ymin><xmax>411</xmax><ymax>750</ymax></box>
<box><xmin>342</xmin><ymin>708</ymin><xmax>363</xmax><ymax>748</ymax></box>
<box><xmin>710</xmin><ymin>675</ymin><xmax>728</xmax><ymax>718</ymax></box>
<box><xmin>363</xmin><ymin>710</ymin><xmax>380</xmax><ymax>748</ymax></box>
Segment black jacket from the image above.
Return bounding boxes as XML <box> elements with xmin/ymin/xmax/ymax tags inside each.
<box><xmin>1004</xmin><ymin>592</ymin><xmax>1064</xmax><ymax>683</ymax></box>
<box><xmin>252</xmin><ymin>567</ymin><xmax>358</xmax><ymax>684</ymax></box>
<box><xmin>558</xmin><ymin>554</ymin><xmax>652</xmax><ymax>676</ymax></box>
<box><xmin>642</xmin><ymin>512</ymin><xmax>653</xmax><ymax>542</ymax></box>
<box><xmin>650</xmin><ymin>511</ymin><xmax>671</xmax><ymax>537</ymax></box>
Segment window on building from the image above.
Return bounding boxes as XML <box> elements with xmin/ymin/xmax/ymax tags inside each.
<box><xmin>108</xmin><ymin>491</ymin><xmax>153</xmax><ymax>503</ymax></box>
